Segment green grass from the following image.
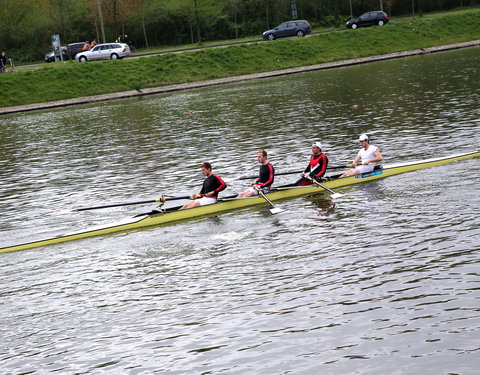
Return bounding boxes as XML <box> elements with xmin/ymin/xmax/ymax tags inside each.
<box><xmin>1</xmin><ymin>7</ymin><xmax>479</xmax><ymax>108</ymax></box>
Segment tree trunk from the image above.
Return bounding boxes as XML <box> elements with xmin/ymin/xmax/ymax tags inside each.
<box><xmin>113</xmin><ymin>0</ymin><xmax>119</xmax><ymax>40</ymax></box>
<box><xmin>59</xmin><ymin>0</ymin><xmax>68</xmax><ymax>43</ymax></box>
<box><xmin>265</xmin><ymin>0</ymin><xmax>270</xmax><ymax>29</ymax></box>
<box><xmin>189</xmin><ymin>21</ymin><xmax>194</xmax><ymax>44</ymax></box>
<box><xmin>194</xmin><ymin>0</ymin><xmax>201</xmax><ymax>43</ymax></box>
<box><xmin>333</xmin><ymin>0</ymin><xmax>339</xmax><ymax>27</ymax></box>
<box><xmin>142</xmin><ymin>13</ymin><xmax>149</xmax><ymax>48</ymax></box>
<box><xmin>234</xmin><ymin>7</ymin><xmax>238</xmax><ymax>39</ymax></box>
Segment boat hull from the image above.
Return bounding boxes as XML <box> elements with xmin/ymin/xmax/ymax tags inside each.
<box><xmin>1</xmin><ymin>151</ymin><xmax>478</xmax><ymax>253</ymax></box>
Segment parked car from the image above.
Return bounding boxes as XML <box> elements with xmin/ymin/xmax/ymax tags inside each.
<box><xmin>67</xmin><ymin>42</ymin><xmax>88</xmax><ymax>58</ymax></box>
<box><xmin>263</xmin><ymin>20</ymin><xmax>311</xmax><ymax>40</ymax></box>
<box><xmin>75</xmin><ymin>43</ymin><xmax>131</xmax><ymax>62</ymax></box>
<box><xmin>44</xmin><ymin>47</ymin><xmax>70</xmax><ymax>63</ymax></box>
<box><xmin>346</xmin><ymin>11</ymin><xmax>389</xmax><ymax>29</ymax></box>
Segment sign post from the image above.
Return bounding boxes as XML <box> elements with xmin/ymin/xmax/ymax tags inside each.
<box><xmin>51</xmin><ymin>34</ymin><xmax>63</xmax><ymax>62</ymax></box>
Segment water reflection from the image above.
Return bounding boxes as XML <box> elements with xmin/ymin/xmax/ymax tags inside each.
<box><xmin>308</xmin><ymin>196</ymin><xmax>336</xmax><ymax>217</ymax></box>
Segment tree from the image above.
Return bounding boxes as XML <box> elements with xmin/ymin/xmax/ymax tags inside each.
<box><xmin>224</xmin><ymin>0</ymin><xmax>244</xmax><ymax>38</ymax></box>
<box><xmin>45</xmin><ymin>0</ymin><xmax>89</xmax><ymax>43</ymax></box>
<box><xmin>167</xmin><ymin>0</ymin><xmax>222</xmax><ymax>44</ymax></box>
<box><xmin>0</xmin><ymin>0</ymin><xmax>51</xmax><ymax>59</ymax></box>
<box><xmin>333</xmin><ymin>0</ymin><xmax>339</xmax><ymax>27</ymax></box>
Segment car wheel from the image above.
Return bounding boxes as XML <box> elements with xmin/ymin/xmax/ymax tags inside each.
<box><xmin>79</xmin><ymin>56</ymin><xmax>87</xmax><ymax>62</ymax></box>
<box><xmin>296</xmin><ymin>30</ymin><xmax>305</xmax><ymax>37</ymax></box>
<box><xmin>378</xmin><ymin>20</ymin><xmax>385</xmax><ymax>26</ymax></box>
<box><xmin>351</xmin><ymin>23</ymin><xmax>358</xmax><ymax>29</ymax></box>
<box><xmin>267</xmin><ymin>33</ymin><xmax>275</xmax><ymax>41</ymax></box>
<box><xmin>110</xmin><ymin>53</ymin><xmax>119</xmax><ymax>60</ymax></box>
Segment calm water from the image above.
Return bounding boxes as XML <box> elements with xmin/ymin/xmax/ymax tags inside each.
<box><xmin>1</xmin><ymin>47</ymin><xmax>479</xmax><ymax>374</ymax></box>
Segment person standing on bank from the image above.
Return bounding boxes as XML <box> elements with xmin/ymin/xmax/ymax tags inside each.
<box><xmin>180</xmin><ymin>162</ymin><xmax>227</xmax><ymax>210</ymax></box>
<box><xmin>294</xmin><ymin>141</ymin><xmax>328</xmax><ymax>186</ymax></box>
<box><xmin>340</xmin><ymin>134</ymin><xmax>383</xmax><ymax>178</ymax></box>
<box><xmin>0</xmin><ymin>51</ymin><xmax>7</xmax><ymax>71</ymax></box>
<box><xmin>237</xmin><ymin>150</ymin><xmax>275</xmax><ymax>198</ymax></box>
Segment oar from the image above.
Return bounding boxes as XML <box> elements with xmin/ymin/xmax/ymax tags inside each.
<box><xmin>54</xmin><ymin>195</ymin><xmax>191</xmax><ymax>213</ymax></box>
<box><xmin>238</xmin><ymin>164</ymin><xmax>350</xmax><ymax>180</ymax></box>
<box><xmin>307</xmin><ymin>177</ymin><xmax>344</xmax><ymax>199</ymax></box>
<box><xmin>256</xmin><ymin>188</ymin><xmax>284</xmax><ymax>214</ymax></box>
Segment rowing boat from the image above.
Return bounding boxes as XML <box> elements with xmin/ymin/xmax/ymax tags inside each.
<box><xmin>1</xmin><ymin>151</ymin><xmax>478</xmax><ymax>254</ymax></box>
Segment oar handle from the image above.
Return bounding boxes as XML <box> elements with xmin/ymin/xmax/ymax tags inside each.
<box><xmin>164</xmin><ymin>195</ymin><xmax>196</xmax><ymax>201</ymax></box>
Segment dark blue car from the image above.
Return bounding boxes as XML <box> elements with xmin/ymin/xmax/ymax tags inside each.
<box><xmin>44</xmin><ymin>47</ymin><xmax>70</xmax><ymax>63</ymax></box>
<box><xmin>263</xmin><ymin>20</ymin><xmax>311</xmax><ymax>41</ymax></box>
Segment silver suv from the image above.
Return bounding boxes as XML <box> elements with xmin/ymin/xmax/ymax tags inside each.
<box><xmin>75</xmin><ymin>43</ymin><xmax>131</xmax><ymax>62</ymax></box>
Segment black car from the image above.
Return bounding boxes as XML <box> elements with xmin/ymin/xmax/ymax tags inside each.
<box><xmin>44</xmin><ymin>47</ymin><xmax>70</xmax><ymax>63</ymax></box>
<box><xmin>346</xmin><ymin>11</ymin><xmax>389</xmax><ymax>29</ymax></box>
<box><xmin>263</xmin><ymin>20</ymin><xmax>311</xmax><ymax>40</ymax></box>
<box><xmin>67</xmin><ymin>42</ymin><xmax>88</xmax><ymax>58</ymax></box>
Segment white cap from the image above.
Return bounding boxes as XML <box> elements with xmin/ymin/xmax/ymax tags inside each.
<box><xmin>358</xmin><ymin>134</ymin><xmax>369</xmax><ymax>141</ymax></box>
<box><xmin>312</xmin><ymin>141</ymin><xmax>322</xmax><ymax>149</ymax></box>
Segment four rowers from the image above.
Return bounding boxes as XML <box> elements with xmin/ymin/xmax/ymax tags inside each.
<box><xmin>179</xmin><ymin>134</ymin><xmax>382</xmax><ymax>208</ymax></box>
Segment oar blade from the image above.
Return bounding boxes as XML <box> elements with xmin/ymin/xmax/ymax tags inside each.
<box><xmin>269</xmin><ymin>207</ymin><xmax>285</xmax><ymax>215</ymax></box>
<box><xmin>330</xmin><ymin>193</ymin><xmax>344</xmax><ymax>199</ymax></box>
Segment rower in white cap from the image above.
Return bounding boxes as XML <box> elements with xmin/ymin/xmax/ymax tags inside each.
<box><xmin>294</xmin><ymin>141</ymin><xmax>329</xmax><ymax>186</ymax></box>
<box><xmin>340</xmin><ymin>134</ymin><xmax>383</xmax><ymax>178</ymax></box>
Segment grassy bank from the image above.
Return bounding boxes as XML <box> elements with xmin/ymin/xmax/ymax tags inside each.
<box><xmin>1</xmin><ymin>8</ymin><xmax>479</xmax><ymax>108</ymax></box>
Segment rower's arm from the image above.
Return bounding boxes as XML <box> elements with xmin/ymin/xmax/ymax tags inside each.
<box><xmin>366</xmin><ymin>149</ymin><xmax>383</xmax><ymax>164</ymax></box>
<box><xmin>352</xmin><ymin>155</ymin><xmax>361</xmax><ymax>166</ymax></box>
<box><xmin>303</xmin><ymin>163</ymin><xmax>311</xmax><ymax>174</ymax></box>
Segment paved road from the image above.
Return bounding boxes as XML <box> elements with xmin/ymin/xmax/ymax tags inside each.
<box><xmin>23</xmin><ymin>29</ymin><xmax>342</xmax><ymax>67</ymax></box>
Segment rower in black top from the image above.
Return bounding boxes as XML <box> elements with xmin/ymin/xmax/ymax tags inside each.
<box><xmin>180</xmin><ymin>162</ymin><xmax>227</xmax><ymax>209</ymax></box>
<box><xmin>237</xmin><ymin>150</ymin><xmax>275</xmax><ymax>198</ymax></box>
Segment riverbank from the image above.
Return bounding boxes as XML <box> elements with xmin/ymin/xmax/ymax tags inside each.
<box><xmin>1</xmin><ymin>8</ymin><xmax>479</xmax><ymax>115</ymax></box>
<box><xmin>1</xmin><ymin>40</ymin><xmax>478</xmax><ymax>116</ymax></box>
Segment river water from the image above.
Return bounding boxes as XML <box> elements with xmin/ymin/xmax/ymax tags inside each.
<box><xmin>1</xmin><ymin>47</ymin><xmax>479</xmax><ymax>374</ymax></box>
